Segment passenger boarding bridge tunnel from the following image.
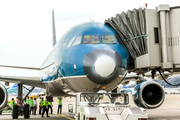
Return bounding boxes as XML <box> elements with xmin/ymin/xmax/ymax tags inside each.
<box><xmin>106</xmin><ymin>4</ymin><xmax>180</xmax><ymax>81</ymax></box>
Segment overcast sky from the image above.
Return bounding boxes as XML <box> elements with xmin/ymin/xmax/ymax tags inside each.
<box><xmin>0</xmin><ymin>0</ymin><xmax>179</xmax><ymax>80</ymax></box>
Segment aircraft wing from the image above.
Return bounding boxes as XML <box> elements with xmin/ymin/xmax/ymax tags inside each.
<box><xmin>0</xmin><ymin>75</ymin><xmax>44</xmax><ymax>88</ymax></box>
<box><xmin>0</xmin><ymin>65</ymin><xmax>45</xmax><ymax>88</ymax></box>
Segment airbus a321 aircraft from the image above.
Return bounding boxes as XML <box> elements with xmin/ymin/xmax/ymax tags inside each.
<box><xmin>0</xmin><ymin>11</ymin><xmax>165</xmax><ymax>117</ymax></box>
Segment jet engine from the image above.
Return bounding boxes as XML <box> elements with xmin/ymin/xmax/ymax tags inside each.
<box><xmin>0</xmin><ymin>83</ymin><xmax>8</xmax><ymax>111</ymax></box>
<box><xmin>132</xmin><ymin>81</ymin><xmax>165</xmax><ymax>109</ymax></box>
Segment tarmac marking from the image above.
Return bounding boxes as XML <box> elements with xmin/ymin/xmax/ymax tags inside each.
<box><xmin>54</xmin><ymin>112</ymin><xmax>74</xmax><ymax>120</ymax></box>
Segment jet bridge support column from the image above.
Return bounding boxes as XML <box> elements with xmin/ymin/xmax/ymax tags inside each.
<box><xmin>158</xmin><ymin>5</ymin><xmax>173</xmax><ymax>69</ymax></box>
<box><xmin>160</xmin><ymin>11</ymin><xmax>168</xmax><ymax>62</ymax></box>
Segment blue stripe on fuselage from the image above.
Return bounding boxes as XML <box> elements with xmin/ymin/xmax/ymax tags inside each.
<box><xmin>40</xmin><ymin>22</ymin><xmax>130</xmax><ymax>82</ymax></box>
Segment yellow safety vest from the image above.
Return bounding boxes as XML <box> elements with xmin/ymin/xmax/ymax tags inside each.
<box><xmin>43</xmin><ymin>99</ymin><xmax>48</xmax><ymax>106</ymax></box>
<box><xmin>10</xmin><ymin>101</ymin><xmax>14</xmax><ymax>109</ymax></box>
<box><xmin>58</xmin><ymin>99</ymin><xmax>62</xmax><ymax>105</ymax></box>
<box><xmin>41</xmin><ymin>100</ymin><xmax>44</xmax><ymax>106</ymax></box>
<box><xmin>30</xmin><ymin>100</ymin><xmax>34</xmax><ymax>107</ymax></box>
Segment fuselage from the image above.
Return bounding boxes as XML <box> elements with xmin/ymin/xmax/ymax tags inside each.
<box><xmin>40</xmin><ymin>22</ymin><xmax>130</xmax><ymax>96</ymax></box>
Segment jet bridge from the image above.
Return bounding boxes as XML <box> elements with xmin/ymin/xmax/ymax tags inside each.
<box><xmin>106</xmin><ymin>4</ymin><xmax>180</xmax><ymax>76</ymax></box>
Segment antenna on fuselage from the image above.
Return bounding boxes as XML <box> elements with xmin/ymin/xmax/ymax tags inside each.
<box><xmin>52</xmin><ymin>10</ymin><xmax>56</xmax><ymax>47</ymax></box>
<box><xmin>90</xmin><ymin>14</ymin><xmax>94</xmax><ymax>22</ymax></box>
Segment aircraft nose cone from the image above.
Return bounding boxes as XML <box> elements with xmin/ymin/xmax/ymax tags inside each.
<box><xmin>83</xmin><ymin>48</ymin><xmax>122</xmax><ymax>85</ymax></box>
<box><xmin>94</xmin><ymin>55</ymin><xmax>115</xmax><ymax>77</ymax></box>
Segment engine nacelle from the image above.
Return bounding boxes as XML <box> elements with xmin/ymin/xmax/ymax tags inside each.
<box><xmin>0</xmin><ymin>83</ymin><xmax>8</xmax><ymax>111</ymax></box>
<box><xmin>132</xmin><ymin>81</ymin><xmax>165</xmax><ymax>109</ymax></box>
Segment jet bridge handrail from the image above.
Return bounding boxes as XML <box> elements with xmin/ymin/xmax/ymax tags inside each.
<box><xmin>124</xmin><ymin>35</ymin><xmax>148</xmax><ymax>41</ymax></box>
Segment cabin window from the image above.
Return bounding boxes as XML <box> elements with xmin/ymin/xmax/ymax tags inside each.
<box><xmin>72</xmin><ymin>35</ymin><xmax>82</xmax><ymax>46</ymax></box>
<box><xmin>101</xmin><ymin>35</ymin><xmax>117</xmax><ymax>44</ymax></box>
<box><xmin>82</xmin><ymin>35</ymin><xmax>100</xmax><ymax>44</ymax></box>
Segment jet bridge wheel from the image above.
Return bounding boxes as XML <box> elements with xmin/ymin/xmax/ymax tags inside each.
<box><xmin>24</xmin><ymin>104</ymin><xmax>30</xmax><ymax>119</ymax></box>
<box><xmin>12</xmin><ymin>104</ymin><xmax>18</xmax><ymax>119</ymax></box>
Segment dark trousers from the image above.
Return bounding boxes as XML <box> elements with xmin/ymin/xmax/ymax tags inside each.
<box><xmin>42</xmin><ymin>106</ymin><xmax>48</xmax><ymax>117</ymax></box>
<box><xmin>33</xmin><ymin>106</ymin><xmax>37</xmax><ymax>115</ymax></box>
<box><xmin>39</xmin><ymin>106</ymin><xmax>42</xmax><ymax>114</ymax></box>
<box><xmin>57</xmin><ymin>105</ymin><xmax>62</xmax><ymax>114</ymax></box>
<box><xmin>30</xmin><ymin>106</ymin><xmax>34</xmax><ymax>115</ymax></box>
<box><xmin>48</xmin><ymin>105</ymin><xmax>53</xmax><ymax>114</ymax></box>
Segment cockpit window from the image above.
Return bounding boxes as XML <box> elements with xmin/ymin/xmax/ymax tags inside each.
<box><xmin>101</xmin><ymin>35</ymin><xmax>117</xmax><ymax>44</ymax></box>
<box><xmin>72</xmin><ymin>35</ymin><xmax>82</xmax><ymax>46</ymax></box>
<box><xmin>67</xmin><ymin>36</ymin><xmax>76</xmax><ymax>47</ymax></box>
<box><xmin>82</xmin><ymin>35</ymin><xmax>100</xmax><ymax>44</ymax></box>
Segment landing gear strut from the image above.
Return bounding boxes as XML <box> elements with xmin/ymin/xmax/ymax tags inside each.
<box><xmin>18</xmin><ymin>84</ymin><xmax>23</xmax><ymax>116</ymax></box>
<box><xmin>12</xmin><ymin>83</ymin><xmax>34</xmax><ymax>119</ymax></box>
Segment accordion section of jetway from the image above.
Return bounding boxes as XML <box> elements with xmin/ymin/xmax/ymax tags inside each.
<box><xmin>105</xmin><ymin>8</ymin><xmax>147</xmax><ymax>59</ymax></box>
<box><xmin>106</xmin><ymin>4</ymin><xmax>180</xmax><ymax>76</ymax></box>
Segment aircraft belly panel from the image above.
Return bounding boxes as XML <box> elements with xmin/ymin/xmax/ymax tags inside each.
<box><xmin>61</xmin><ymin>75</ymin><xmax>125</xmax><ymax>93</ymax></box>
<box><xmin>47</xmin><ymin>75</ymin><xmax>125</xmax><ymax>96</ymax></box>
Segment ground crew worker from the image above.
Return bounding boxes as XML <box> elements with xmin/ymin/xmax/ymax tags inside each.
<box><xmin>10</xmin><ymin>98</ymin><xmax>14</xmax><ymax>109</ymax></box>
<box><xmin>16</xmin><ymin>97</ymin><xmax>20</xmax><ymax>106</ymax></box>
<box><xmin>48</xmin><ymin>101</ymin><xmax>53</xmax><ymax>115</ymax></box>
<box><xmin>57</xmin><ymin>98</ymin><xmax>62</xmax><ymax>114</ymax></box>
<box><xmin>30</xmin><ymin>97</ymin><xmax>34</xmax><ymax>115</ymax></box>
<box><xmin>23</xmin><ymin>98</ymin><xmax>26</xmax><ymax>106</ymax></box>
<box><xmin>26</xmin><ymin>96</ymin><xmax>30</xmax><ymax>105</ymax></box>
<box><xmin>33</xmin><ymin>98</ymin><xmax>37</xmax><ymax>115</ymax></box>
<box><xmin>42</xmin><ymin>96</ymin><xmax>49</xmax><ymax>117</ymax></box>
<box><xmin>39</xmin><ymin>97</ymin><xmax>43</xmax><ymax>115</ymax></box>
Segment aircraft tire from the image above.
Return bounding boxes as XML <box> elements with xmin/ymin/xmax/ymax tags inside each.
<box><xmin>24</xmin><ymin>104</ymin><xmax>30</xmax><ymax>119</ymax></box>
<box><xmin>12</xmin><ymin>105</ymin><xmax>18</xmax><ymax>119</ymax></box>
<box><xmin>0</xmin><ymin>110</ymin><xmax>2</xmax><ymax>115</ymax></box>
<box><xmin>78</xmin><ymin>113</ymin><xmax>80</xmax><ymax>120</ymax></box>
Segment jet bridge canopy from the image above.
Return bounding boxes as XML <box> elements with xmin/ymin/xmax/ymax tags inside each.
<box><xmin>105</xmin><ymin>8</ymin><xmax>147</xmax><ymax>59</ymax></box>
<box><xmin>105</xmin><ymin>5</ymin><xmax>180</xmax><ymax>74</ymax></box>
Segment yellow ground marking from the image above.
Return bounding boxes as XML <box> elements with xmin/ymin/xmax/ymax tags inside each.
<box><xmin>54</xmin><ymin>112</ymin><xmax>74</xmax><ymax>120</ymax></box>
